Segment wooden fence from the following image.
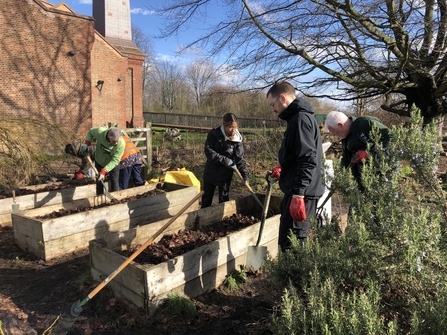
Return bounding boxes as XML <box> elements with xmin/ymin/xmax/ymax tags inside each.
<box><xmin>144</xmin><ymin>112</ymin><xmax>327</xmax><ymax>129</ymax></box>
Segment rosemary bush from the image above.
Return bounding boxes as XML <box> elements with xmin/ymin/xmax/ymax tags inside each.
<box><xmin>269</xmin><ymin>109</ymin><xmax>447</xmax><ymax>335</ymax></box>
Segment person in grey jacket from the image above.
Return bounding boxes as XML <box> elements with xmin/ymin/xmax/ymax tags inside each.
<box><xmin>201</xmin><ymin>113</ymin><xmax>249</xmax><ymax>208</ymax></box>
<box><xmin>267</xmin><ymin>81</ymin><xmax>325</xmax><ymax>251</ymax></box>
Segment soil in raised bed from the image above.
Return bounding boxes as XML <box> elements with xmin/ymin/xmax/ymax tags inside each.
<box><xmin>121</xmin><ymin>213</ymin><xmax>263</xmax><ymax>265</ymax></box>
<box><xmin>0</xmin><ymin>180</ymin><xmax>98</xmax><ymax>199</ymax></box>
<box><xmin>34</xmin><ymin>188</ymin><xmax>166</xmax><ymax>219</ymax></box>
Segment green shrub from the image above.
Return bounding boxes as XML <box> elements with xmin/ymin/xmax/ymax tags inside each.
<box><xmin>269</xmin><ymin>108</ymin><xmax>447</xmax><ymax>335</ymax></box>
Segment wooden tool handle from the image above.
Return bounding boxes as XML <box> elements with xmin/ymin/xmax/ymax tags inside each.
<box><xmin>86</xmin><ymin>156</ymin><xmax>99</xmax><ymax>176</ymax></box>
<box><xmin>85</xmin><ymin>190</ymin><xmax>204</xmax><ymax>301</ymax></box>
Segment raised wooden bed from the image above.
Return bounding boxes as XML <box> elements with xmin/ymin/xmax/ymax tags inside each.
<box><xmin>0</xmin><ymin>182</ymin><xmax>98</xmax><ymax>225</ymax></box>
<box><xmin>12</xmin><ymin>183</ymin><xmax>200</xmax><ymax>261</ymax></box>
<box><xmin>89</xmin><ymin>194</ymin><xmax>282</xmax><ymax>314</ymax></box>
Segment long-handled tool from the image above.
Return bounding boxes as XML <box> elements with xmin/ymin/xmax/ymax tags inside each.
<box><xmin>230</xmin><ymin>165</ymin><xmax>264</xmax><ymax>210</ymax></box>
<box><xmin>246</xmin><ymin>171</ymin><xmax>279</xmax><ymax>271</ymax></box>
<box><xmin>43</xmin><ymin>190</ymin><xmax>204</xmax><ymax>335</ymax></box>
<box><xmin>316</xmin><ymin>157</ymin><xmax>357</xmax><ymax>226</ymax></box>
<box><xmin>11</xmin><ymin>190</ymin><xmax>20</xmax><ymax>214</ymax></box>
<box><xmin>86</xmin><ymin>156</ymin><xmax>118</xmax><ymax>202</ymax></box>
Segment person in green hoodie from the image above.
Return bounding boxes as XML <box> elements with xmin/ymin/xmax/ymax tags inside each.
<box><xmin>81</xmin><ymin>127</ymin><xmax>125</xmax><ymax>195</ymax></box>
<box><xmin>323</xmin><ymin>111</ymin><xmax>392</xmax><ymax>191</ymax></box>
<box><xmin>266</xmin><ymin>81</ymin><xmax>325</xmax><ymax>251</ymax></box>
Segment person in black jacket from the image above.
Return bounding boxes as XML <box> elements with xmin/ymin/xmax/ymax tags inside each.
<box><xmin>266</xmin><ymin>82</ymin><xmax>325</xmax><ymax>251</ymax></box>
<box><xmin>201</xmin><ymin>113</ymin><xmax>250</xmax><ymax>208</ymax></box>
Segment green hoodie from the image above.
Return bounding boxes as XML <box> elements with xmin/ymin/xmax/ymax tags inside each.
<box><xmin>85</xmin><ymin>127</ymin><xmax>125</xmax><ymax>172</ymax></box>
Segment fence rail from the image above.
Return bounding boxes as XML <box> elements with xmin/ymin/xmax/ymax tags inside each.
<box><xmin>144</xmin><ymin>112</ymin><xmax>327</xmax><ymax>129</ymax></box>
<box><xmin>144</xmin><ymin>112</ymin><xmax>286</xmax><ymax>129</ymax></box>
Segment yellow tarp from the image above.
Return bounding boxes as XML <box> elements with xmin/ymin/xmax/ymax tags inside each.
<box><xmin>149</xmin><ymin>168</ymin><xmax>201</xmax><ymax>192</ymax></box>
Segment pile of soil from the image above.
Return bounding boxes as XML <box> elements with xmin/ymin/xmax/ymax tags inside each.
<box><xmin>122</xmin><ymin>213</ymin><xmax>260</xmax><ymax>265</ymax></box>
<box><xmin>35</xmin><ymin>188</ymin><xmax>165</xmax><ymax>219</ymax></box>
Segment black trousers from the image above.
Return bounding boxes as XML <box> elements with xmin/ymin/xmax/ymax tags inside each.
<box><xmin>278</xmin><ymin>193</ymin><xmax>318</xmax><ymax>251</ymax></box>
<box><xmin>201</xmin><ymin>180</ymin><xmax>230</xmax><ymax>208</ymax></box>
<box><xmin>95</xmin><ymin>162</ymin><xmax>120</xmax><ymax>195</ymax></box>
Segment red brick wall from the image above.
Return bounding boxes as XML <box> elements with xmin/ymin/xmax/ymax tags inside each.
<box><xmin>90</xmin><ymin>33</ymin><xmax>129</xmax><ymax>128</ymax></box>
<box><xmin>1</xmin><ymin>0</ymin><xmax>145</xmax><ymax>139</ymax></box>
<box><xmin>0</xmin><ymin>0</ymin><xmax>95</xmax><ymax>136</ymax></box>
<box><xmin>84</xmin><ymin>33</ymin><xmax>145</xmax><ymax>129</ymax></box>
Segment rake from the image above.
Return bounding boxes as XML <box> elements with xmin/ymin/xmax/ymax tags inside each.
<box><xmin>43</xmin><ymin>190</ymin><xmax>204</xmax><ymax>335</ymax></box>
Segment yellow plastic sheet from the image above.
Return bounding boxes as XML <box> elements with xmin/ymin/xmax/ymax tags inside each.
<box><xmin>163</xmin><ymin>168</ymin><xmax>201</xmax><ymax>192</ymax></box>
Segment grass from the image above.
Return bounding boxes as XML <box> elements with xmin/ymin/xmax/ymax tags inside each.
<box><xmin>159</xmin><ymin>294</ymin><xmax>198</xmax><ymax>318</ymax></box>
<box><xmin>223</xmin><ymin>265</ymin><xmax>248</xmax><ymax>290</ymax></box>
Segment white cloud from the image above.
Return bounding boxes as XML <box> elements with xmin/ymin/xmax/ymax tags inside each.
<box><xmin>77</xmin><ymin>0</ymin><xmax>92</xmax><ymax>4</ymax></box>
<box><xmin>131</xmin><ymin>8</ymin><xmax>155</xmax><ymax>15</ymax></box>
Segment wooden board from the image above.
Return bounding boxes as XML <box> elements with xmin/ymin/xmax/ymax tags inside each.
<box><xmin>89</xmin><ymin>195</ymin><xmax>282</xmax><ymax>314</ymax></box>
<box><xmin>12</xmin><ymin>183</ymin><xmax>200</xmax><ymax>260</ymax></box>
<box><xmin>0</xmin><ymin>182</ymin><xmax>98</xmax><ymax>225</ymax></box>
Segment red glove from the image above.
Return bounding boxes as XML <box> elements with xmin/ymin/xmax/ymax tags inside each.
<box><xmin>290</xmin><ymin>196</ymin><xmax>306</xmax><ymax>222</ymax></box>
<box><xmin>74</xmin><ymin>170</ymin><xmax>85</xmax><ymax>180</ymax></box>
<box><xmin>352</xmin><ymin>150</ymin><xmax>368</xmax><ymax>164</ymax></box>
<box><xmin>98</xmin><ymin>169</ymin><xmax>107</xmax><ymax>181</ymax></box>
<box><xmin>270</xmin><ymin>166</ymin><xmax>281</xmax><ymax>179</ymax></box>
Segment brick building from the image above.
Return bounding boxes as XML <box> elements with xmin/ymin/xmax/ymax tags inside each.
<box><xmin>0</xmin><ymin>0</ymin><xmax>145</xmax><ymax>138</ymax></box>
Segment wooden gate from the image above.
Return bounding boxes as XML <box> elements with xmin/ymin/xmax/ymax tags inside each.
<box><xmin>121</xmin><ymin>127</ymin><xmax>152</xmax><ymax>176</ymax></box>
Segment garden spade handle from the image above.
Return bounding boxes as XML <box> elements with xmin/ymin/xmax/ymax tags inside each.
<box><xmin>230</xmin><ymin>165</ymin><xmax>264</xmax><ymax>210</ymax></box>
<box><xmin>72</xmin><ymin>190</ymin><xmax>204</xmax><ymax>314</ymax></box>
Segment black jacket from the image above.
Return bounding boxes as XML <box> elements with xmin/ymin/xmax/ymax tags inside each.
<box><xmin>341</xmin><ymin>116</ymin><xmax>392</xmax><ymax>183</ymax></box>
<box><xmin>277</xmin><ymin>98</ymin><xmax>325</xmax><ymax>198</ymax></box>
<box><xmin>202</xmin><ymin>127</ymin><xmax>249</xmax><ymax>186</ymax></box>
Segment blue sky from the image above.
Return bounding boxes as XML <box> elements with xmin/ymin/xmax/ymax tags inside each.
<box><xmin>46</xmin><ymin>0</ymin><xmax>208</xmax><ymax>65</ymax></box>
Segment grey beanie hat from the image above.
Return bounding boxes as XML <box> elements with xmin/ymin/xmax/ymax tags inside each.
<box><xmin>107</xmin><ymin>127</ymin><xmax>121</xmax><ymax>142</ymax></box>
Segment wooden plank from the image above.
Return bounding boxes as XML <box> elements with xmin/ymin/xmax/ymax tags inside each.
<box><xmin>145</xmin><ymin>251</ymin><xmax>251</xmax><ymax>314</ymax></box>
<box><xmin>12</xmin><ymin>184</ymin><xmax>199</xmax><ymax>260</ymax></box>
<box><xmin>16</xmin><ymin>184</ymin><xmax>198</xmax><ymax>241</ymax></box>
<box><xmin>91</xmin><ymin>267</ymin><xmax>146</xmax><ymax>309</ymax></box>
<box><xmin>17</xmin><ymin>184</ymin><xmax>158</xmax><ymax>217</ymax></box>
<box><xmin>145</xmin><ymin>219</ymin><xmax>279</xmax><ymax>296</ymax></box>
<box><xmin>89</xmin><ymin>241</ymin><xmax>147</xmax><ymax>297</ymax></box>
<box><xmin>0</xmin><ymin>183</ymin><xmax>97</xmax><ymax>225</ymax></box>
<box><xmin>89</xmin><ymin>195</ymin><xmax>282</xmax><ymax>313</ymax></box>
<box><xmin>12</xmin><ymin>216</ymin><xmax>45</xmax><ymax>259</ymax></box>
<box><xmin>98</xmin><ymin>200</ymin><xmax>240</xmax><ymax>251</ymax></box>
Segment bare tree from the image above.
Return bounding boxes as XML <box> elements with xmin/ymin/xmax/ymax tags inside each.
<box><xmin>185</xmin><ymin>59</ymin><xmax>218</xmax><ymax>112</ymax></box>
<box><xmin>150</xmin><ymin>0</ymin><xmax>447</xmax><ymax>123</ymax></box>
<box><xmin>132</xmin><ymin>25</ymin><xmax>155</xmax><ymax>112</ymax></box>
<box><xmin>150</xmin><ymin>61</ymin><xmax>185</xmax><ymax>111</ymax></box>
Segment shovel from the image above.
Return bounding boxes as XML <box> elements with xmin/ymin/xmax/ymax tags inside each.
<box><xmin>316</xmin><ymin>158</ymin><xmax>356</xmax><ymax>226</ymax></box>
<box><xmin>230</xmin><ymin>164</ymin><xmax>264</xmax><ymax>210</ymax></box>
<box><xmin>86</xmin><ymin>156</ymin><xmax>118</xmax><ymax>202</ymax></box>
<box><xmin>43</xmin><ymin>190</ymin><xmax>204</xmax><ymax>335</ymax></box>
<box><xmin>11</xmin><ymin>190</ymin><xmax>20</xmax><ymax>214</ymax></box>
<box><xmin>246</xmin><ymin>171</ymin><xmax>279</xmax><ymax>271</ymax></box>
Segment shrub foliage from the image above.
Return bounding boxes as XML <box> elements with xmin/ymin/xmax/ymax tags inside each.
<box><xmin>269</xmin><ymin>109</ymin><xmax>447</xmax><ymax>335</ymax></box>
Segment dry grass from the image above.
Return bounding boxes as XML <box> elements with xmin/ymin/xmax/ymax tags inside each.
<box><xmin>0</xmin><ymin>118</ymin><xmax>77</xmax><ymax>190</ymax></box>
